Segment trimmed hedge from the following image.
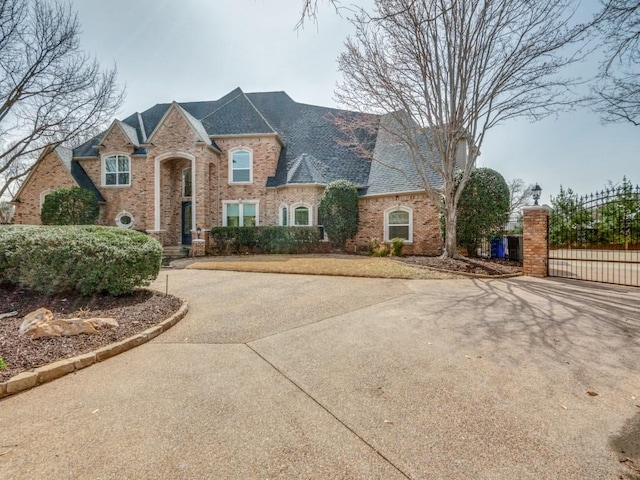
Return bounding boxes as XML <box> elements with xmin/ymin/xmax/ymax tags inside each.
<box><xmin>0</xmin><ymin>225</ymin><xmax>162</xmax><ymax>296</ymax></box>
<box><xmin>210</xmin><ymin>226</ymin><xmax>321</xmax><ymax>254</ymax></box>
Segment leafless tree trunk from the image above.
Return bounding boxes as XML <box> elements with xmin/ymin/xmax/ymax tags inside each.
<box><xmin>0</xmin><ymin>0</ymin><xmax>124</xmax><ymax>199</ymax></box>
<box><xmin>336</xmin><ymin>0</ymin><xmax>592</xmax><ymax>257</ymax></box>
<box><xmin>592</xmin><ymin>0</ymin><xmax>640</xmax><ymax>125</ymax></box>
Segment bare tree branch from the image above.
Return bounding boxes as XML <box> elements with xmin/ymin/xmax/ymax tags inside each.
<box><xmin>508</xmin><ymin>178</ymin><xmax>534</xmax><ymax>217</ymax></box>
<box><xmin>296</xmin><ymin>0</ymin><xmax>341</xmax><ymax>29</ymax></box>
<box><xmin>336</xmin><ymin>0</ymin><xmax>592</xmax><ymax>257</ymax></box>
<box><xmin>0</xmin><ymin>0</ymin><xmax>125</xmax><ymax>199</ymax></box>
<box><xmin>591</xmin><ymin>0</ymin><xmax>640</xmax><ymax>125</ymax></box>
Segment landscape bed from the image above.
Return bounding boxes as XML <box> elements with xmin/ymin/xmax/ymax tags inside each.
<box><xmin>0</xmin><ymin>286</ymin><xmax>182</xmax><ymax>382</ymax></box>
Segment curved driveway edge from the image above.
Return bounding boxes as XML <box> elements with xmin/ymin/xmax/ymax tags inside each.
<box><xmin>0</xmin><ymin>301</ymin><xmax>189</xmax><ymax>400</ymax></box>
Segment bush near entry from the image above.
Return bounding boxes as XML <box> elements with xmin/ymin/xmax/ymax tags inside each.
<box><xmin>318</xmin><ymin>180</ymin><xmax>359</xmax><ymax>249</ymax></box>
<box><xmin>0</xmin><ymin>225</ymin><xmax>162</xmax><ymax>296</ymax></box>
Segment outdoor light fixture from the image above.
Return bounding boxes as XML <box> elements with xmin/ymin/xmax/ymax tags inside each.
<box><xmin>196</xmin><ymin>226</ymin><xmax>202</xmax><ymax>239</ymax></box>
<box><xmin>532</xmin><ymin>183</ymin><xmax>542</xmax><ymax>206</ymax></box>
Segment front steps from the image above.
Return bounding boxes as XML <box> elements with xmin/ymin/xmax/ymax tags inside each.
<box><xmin>162</xmin><ymin>245</ymin><xmax>190</xmax><ymax>265</ymax></box>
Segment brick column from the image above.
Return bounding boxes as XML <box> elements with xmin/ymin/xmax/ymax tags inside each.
<box><xmin>191</xmin><ymin>239</ymin><xmax>205</xmax><ymax>257</ymax></box>
<box><xmin>522</xmin><ymin>206</ymin><xmax>550</xmax><ymax>277</ymax></box>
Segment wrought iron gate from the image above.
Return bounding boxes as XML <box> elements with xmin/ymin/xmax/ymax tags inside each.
<box><xmin>548</xmin><ymin>182</ymin><xmax>640</xmax><ymax>287</ymax></box>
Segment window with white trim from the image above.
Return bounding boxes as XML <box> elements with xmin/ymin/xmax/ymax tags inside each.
<box><xmin>39</xmin><ymin>189</ymin><xmax>52</xmax><ymax>211</ymax></box>
<box><xmin>279</xmin><ymin>204</ymin><xmax>288</xmax><ymax>226</ymax></box>
<box><xmin>293</xmin><ymin>204</ymin><xmax>312</xmax><ymax>226</ymax></box>
<box><xmin>103</xmin><ymin>154</ymin><xmax>130</xmax><ymax>186</ymax></box>
<box><xmin>229</xmin><ymin>149</ymin><xmax>252</xmax><ymax>184</ymax></box>
<box><xmin>223</xmin><ymin>201</ymin><xmax>259</xmax><ymax>227</ymax></box>
<box><xmin>116</xmin><ymin>210</ymin><xmax>134</xmax><ymax>229</ymax></box>
<box><xmin>384</xmin><ymin>206</ymin><xmax>413</xmax><ymax>242</ymax></box>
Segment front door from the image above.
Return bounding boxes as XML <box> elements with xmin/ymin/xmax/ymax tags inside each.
<box><xmin>181</xmin><ymin>201</ymin><xmax>192</xmax><ymax>245</ymax></box>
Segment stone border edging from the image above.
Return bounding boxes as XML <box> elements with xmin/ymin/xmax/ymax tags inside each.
<box><xmin>0</xmin><ymin>301</ymin><xmax>189</xmax><ymax>400</ymax></box>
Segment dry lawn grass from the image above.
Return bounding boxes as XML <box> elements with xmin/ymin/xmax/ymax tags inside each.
<box><xmin>184</xmin><ymin>254</ymin><xmax>464</xmax><ymax>280</ymax></box>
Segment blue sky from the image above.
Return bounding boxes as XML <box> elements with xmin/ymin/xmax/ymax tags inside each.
<box><xmin>74</xmin><ymin>0</ymin><xmax>639</xmax><ymax>205</ymax></box>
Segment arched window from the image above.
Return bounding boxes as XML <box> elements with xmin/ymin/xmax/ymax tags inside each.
<box><xmin>229</xmin><ymin>148</ymin><xmax>252</xmax><ymax>184</ymax></box>
<box><xmin>39</xmin><ymin>189</ymin><xmax>52</xmax><ymax>211</ymax></box>
<box><xmin>384</xmin><ymin>206</ymin><xmax>413</xmax><ymax>242</ymax></box>
<box><xmin>292</xmin><ymin>203</ymin><xmax>312</xmax><ymax>226</ymax></box>
<box><xmin>103</xmin><ymin>154</ymin><xmax>131</xmax><ymax>186</ymax></box>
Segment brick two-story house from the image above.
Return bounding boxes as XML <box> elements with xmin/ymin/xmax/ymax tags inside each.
<box><xmin>11</xmin><ymin>88</ymin><xmax>445</xmax><ymax>254</ymax></box>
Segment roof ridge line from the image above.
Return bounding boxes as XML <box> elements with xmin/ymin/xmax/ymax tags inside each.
<box><xmin>174</xmin><ymin>103</ymin><xmax>211</xmax><ymax>144</ymax></box>
<box><xmin>136</xmin><ymin>112</ymin><xmax>148</xmax><ymax>143</ymax></box>
<box><xmin>242</xmin><ymin>92</ymin><xmax>277</xmax><ymax>134</ymax></box>
<box><xmin>199</xmin><ymin>90</ymin><xmax>244</xmax><ymax>122</ymax></box>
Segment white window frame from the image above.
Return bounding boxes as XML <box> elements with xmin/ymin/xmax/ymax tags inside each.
<box><xmin>39</xmin><ymin>189</ymin><xmax>52</xmax><ymax>211</ymax></box>
<box><xmin>228</xmin><ymin>147</ymin><xmax>253</xmax><ymax>185</ymax></box>
<box><xmin>291</xmin><ymin>202</ymin><xmax>313</xmax><ymax>226</ymax></box>
<box><xmin>279</xmin><ymin>203</ymin><xmax>288</xmax><ymax>226</ymax></box>
<box><xmin>115</xmin><ymin>210</ymin><xmax>135</xmax><ymax>229</ymax></box>
<box><xmin>102</xmin><ymin>153</ymin><xmax>131</xmax><ymax>187</ymax></box>
<box><xmin>384</xmin><ymin>206</ymin><xmax>413</xmax><ymax>243</ymax></box>
<box><xmin>222</xmin><ymin>200</ymin><xmax>260</xmax><ymax>227</ymax></box>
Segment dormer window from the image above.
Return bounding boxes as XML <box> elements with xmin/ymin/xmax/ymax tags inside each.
<box><xmin>229</xmin><ymin>149</ymin><xmax>252</xmax><ymax>184</ymax></box>
<box><xmin>103</xmin><ymin>154</ymin><xmax>131</xmax><ymax>186</ymax></box>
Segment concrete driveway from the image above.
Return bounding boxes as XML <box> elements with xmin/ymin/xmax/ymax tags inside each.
<box><xmin>1</xmin><ymin>270</ymin><xmax>639</xmax><ymax>479</ymax></box>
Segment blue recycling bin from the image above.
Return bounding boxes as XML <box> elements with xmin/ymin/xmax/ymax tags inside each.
<box><xmin>490</xmin><ymin>237</ymin><xmax>504</xmax><ymax>259</ymax></box>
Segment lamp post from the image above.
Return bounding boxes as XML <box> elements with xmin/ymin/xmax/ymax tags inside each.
<box><xmin>532</xmin><ymin>183</ymin><xmax>542</xmax><ymax>206</ymax></box>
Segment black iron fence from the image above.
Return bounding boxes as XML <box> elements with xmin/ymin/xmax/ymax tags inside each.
<box><xmin>548</xmin><ymin>183</ymin><xmax>639</xmax><ymax>286</ymax></box>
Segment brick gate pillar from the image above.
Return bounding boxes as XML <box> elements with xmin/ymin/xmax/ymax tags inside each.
<box><xmin>523</xmin><ymin>205</ymin><xmax>550</xmax><ymax>277</ymax></box>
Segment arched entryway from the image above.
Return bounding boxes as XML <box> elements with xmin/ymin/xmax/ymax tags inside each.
<box><xmin>153</xmin><ymin>152</ymin><xmax>196</xmax><ymax>246</ymax></box>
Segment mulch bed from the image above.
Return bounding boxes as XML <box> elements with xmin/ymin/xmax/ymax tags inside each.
<box><xmin>397</xmin><ymin>256</ymin><xmax>522</xmax><ymax>276</ymax></box>
<box><xmin>0</xmin><ymin>285</ymin><xmax>182</xmax><ymax>382</ymax></box>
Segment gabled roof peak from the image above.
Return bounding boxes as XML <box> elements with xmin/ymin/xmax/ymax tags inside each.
<box><xmin>147</xmin><ymin>101</ymin><xmax>211</xmax><ymax>145</ymax></box>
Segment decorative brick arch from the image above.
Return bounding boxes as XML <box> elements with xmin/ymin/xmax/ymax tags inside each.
<box><xmin>153</xmin><ymin>151</ymin><xmax>196</xmax><ymax>233</ymax></box>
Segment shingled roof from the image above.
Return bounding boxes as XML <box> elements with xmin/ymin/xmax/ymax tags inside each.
<box><xmin>56</xmin><ymin>146</ymin><xmax>105</xmax><ymax>202</ymax></box>
<box><xmin>72</xmin><ymin>88</ymin><xmax>440</xmax><ymax>196</ymax></box>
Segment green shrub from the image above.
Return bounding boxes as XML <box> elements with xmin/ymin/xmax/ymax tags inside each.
<box><xmin>0</xmin><ymin>357</ymin><xmax>6</xmax><ymax>370</ymax></box>
<box><xmin>210</xmin><ymin>226</ymin><xmax>321</xmax><ymax>255</ymax></box>
<box><xmin>390</xmin><ymin>237</ymin><xmax>404</xmax><ymax>256</ymax></box>
<box><xmin>318</xmin><ymin>180</ymin><xmax>359</xmax><ymax>249</ymax></box>
<box><xmin>372</xmin><ymin>244</ymin><xmax>390</xmax><ymax>257</ymax></box>
<box><xmin>0</xmin><ymin>225</ymin><xmax>162</xmax><ymax>296</ymax></box>
<box><xmin>40</xmin><ymin>187</ymin><xmax>100</xmax><ymax>225</ymax></box>
<box><xmin>442</xmin><ymin>167</ymin><xmax>510</xmax><ymax>256</ymax></box>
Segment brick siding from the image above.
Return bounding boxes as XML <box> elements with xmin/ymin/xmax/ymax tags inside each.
<box><xmin>350</xmin><ymin>192</ymin><xmax>443</xmax><ymax>255</ymax></box>
<box><xmin>522</xmin><ymin>206</ymin><xmax>550</xmax><ymax>277</ymax></box>
<box><xmin>12</xmin><ymin>152</ymin><xmax>77</xmax><ymax>224</ymax></box>
<box><xmin>14</xmin><ymin>108</ymin><xmax>444</xmax><ymax>254</ymax></box>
